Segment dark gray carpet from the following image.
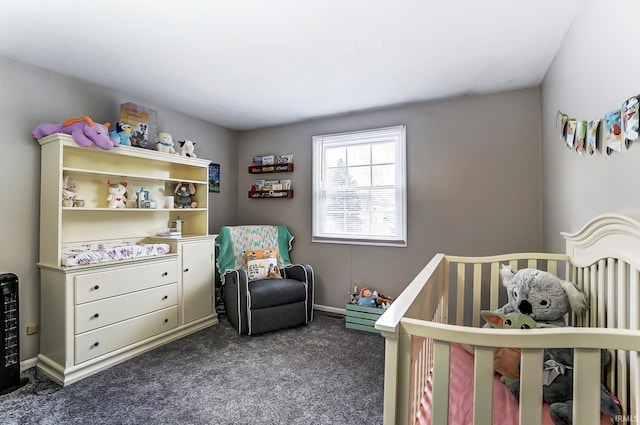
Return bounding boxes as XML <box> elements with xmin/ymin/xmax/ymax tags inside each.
<box><xmin>0</xmin><ymin>312</ymin><xmax>384</xmax><ymax>425</ymax></box>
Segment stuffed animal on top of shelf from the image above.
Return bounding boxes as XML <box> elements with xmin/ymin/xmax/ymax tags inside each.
<box><xmin>178</xmin><ymin>140</ymin><xmax>197</xmax><ymax>157</ymax></box>
<box><xmin>33</xmin><ymin>115</ymin><xmax>120</xmax><ymax>150</ymax></box>
<box><xmin>174</xmin><ymin>182</ymin><xmax>197</xmax><ymax>208</ymax></box>
<box><xmin>106</xmin><ymin>180</ymin><xmax>127</xmax><ymax>208</ymax></box>
<box><xmin>155</xmin><ymin>132</ymin><xmax>176</xmax><ymax>154</ymax></box>
<box><xmin>109</xmin><ymin>122</ymin><xmax>132</xmax><ymax>146</ymax></box>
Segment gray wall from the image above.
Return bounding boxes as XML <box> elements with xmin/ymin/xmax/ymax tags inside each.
<box><xmin>9</xmin><ymin>0</ymin><xmax>626</xmax><ymax>363</ymax></box>
<box><xmin>541</xmin><ymin>0</ymin><xmax>640</xmax><ymax>253</ymax></box>
<box><xmin>0</xmin><ymin>57</ymin><xmax>238</xmax><ymax>361</ymax></box>
<box><xmin>238</xmin><ymin>88</ymin><xmax>544</xmax><ymax>309</ymax></box>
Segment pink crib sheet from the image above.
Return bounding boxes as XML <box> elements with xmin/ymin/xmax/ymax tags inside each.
<box><xmin>417</xmin><ymin>343</ymin><xmax>611</xmax><ymax>425</ymax></box>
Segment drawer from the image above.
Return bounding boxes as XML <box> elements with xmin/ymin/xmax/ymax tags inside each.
<box><xmin>75</xmin><ymin>283</ymin><xmax>177</xmax><ymax>334</ymax></box>
<box><xmin>75</xmin><ymin>260</ymin><xmax>178</xmax><ymax>304</ymax></box>
<box><xmin>75</xmin><ymin>306</ymin><xmax>177</xmax><ymax>364</ymax></box>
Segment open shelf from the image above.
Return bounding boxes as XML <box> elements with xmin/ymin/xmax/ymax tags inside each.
<box><xmin>248</xmin><ymin>190</ymin><xmax>294</xmax><ymax>199</ymax></box>
<box><xmin>248</xmin><ymin>163</ymin><xmax>294</xmax><ymax>173</ymax></box>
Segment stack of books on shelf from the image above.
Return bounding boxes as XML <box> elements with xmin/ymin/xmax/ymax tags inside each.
<box><xmin>251</xmin><ymin>154</ymin><xmax>293</xmax><ymax>172</ymax></box>
<box><xmin>250</xmin><ymin>179</ymin><xmax>291</xmax><ymax>197</ymax></box>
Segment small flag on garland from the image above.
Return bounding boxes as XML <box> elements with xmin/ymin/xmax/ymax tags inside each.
<box><xmin>622</xmin><ymin>95</ymin><xmax>639</xmax><ymax>148</ymax></box>
<box><xmin>587</xmin><ymin>119</ymin><xmax>600</xmax><ymax>155</ymax></box>
<box><xmin>604</xmin><ymin>109</ymin><xmax>622</xmax><ymax>154</ymax></box>
<box><xmin>566</xmin><ymin>119</ymin><xmax>577</xmax><ymax>150</ymax></box>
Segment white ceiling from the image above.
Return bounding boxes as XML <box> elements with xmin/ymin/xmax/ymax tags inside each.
<box><xmin>0</xmin><ymin>0</ymin><xmax>583</xmax><ymax>131</ymax></box>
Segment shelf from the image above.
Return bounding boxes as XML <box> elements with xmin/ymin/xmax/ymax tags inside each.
<box><xmin>248</xmin><ymin>163</ymin><xmax>294</xmax><ymax>174</ymax></box>
<box><xmin>248</xmin><ymin>190</ymin><xmax>294</xmax><ymax>199</ymax></box>
<box><xmin>37</xmin><ymin>133</ymin><xmax>211</xmax><ymax>268</ymax></box>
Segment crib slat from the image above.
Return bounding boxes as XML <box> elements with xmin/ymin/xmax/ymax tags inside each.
<box><xmin>572</xmin><ymin>349</ymin><xmax>602</xmax><ymax>425</ymax></box>
<box><xmin>616</xmin><ymin>261</ymin><xmax>629</xmax><ymax>413</ymax></box>
<box><xmin>472</xmin><ymin>264</ymin><xmax>482</xmax><ymax>328</ymax></box>
<box><xmin>472</xmin><ymin>346</ymin><xmax>493</xmax><ymax>425</ymax></box>
<box><xmin>518</xmin><ymin>348</ymin><xmax>544</xmax><ymax>425</ymax></box>
<box><xmin>631</xmin><ymin>268</ymin><xmax>639</xmax><ymax>417</ymax></box>
<box><xmin>606</xmin><ymin>258</ymin><xmax>615</xmax><ymax>328</ymax></box>
<box><xmin>456</xmin><ymin>263</ymin><xmax>465</xmax><ymax>326</ymax></box>
<box><xmin>431</xmin><ymin>340</ymin><xmax>451</xmax><ymax>425</ymax></box>
<box><xmin>489</xmin><ymin>262</ymin><xmax>500</xmax><ymax>311</ymax></box>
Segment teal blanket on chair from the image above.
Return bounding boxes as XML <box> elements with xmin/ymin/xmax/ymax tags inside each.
<box><xmin>216</xmin><ymin>225</ymin><xmax>294</xmax><ymax>277</ymax></box>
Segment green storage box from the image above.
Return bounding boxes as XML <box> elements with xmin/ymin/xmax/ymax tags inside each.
<box><xmin>345</xmin><ymin>304</ymin><xmax>384</xmax><ymax>334</ymax></box>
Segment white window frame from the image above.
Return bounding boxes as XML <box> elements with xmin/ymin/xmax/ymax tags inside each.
<box><xmin>312</xmin><ymin>125</ymin><xmax>407</xmax><ymax>247</ymax></box>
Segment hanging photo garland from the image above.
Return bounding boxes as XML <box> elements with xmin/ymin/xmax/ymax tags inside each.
<box><xmin>557</xmin><ymin>92</ymin><xmax>640</xmax><ymax>156</ymax></box>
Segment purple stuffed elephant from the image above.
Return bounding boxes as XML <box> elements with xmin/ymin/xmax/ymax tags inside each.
<box><xmin>33</xmin><ymin>115</ymin><xmax>120</xmax><ymax>150</ymax></box>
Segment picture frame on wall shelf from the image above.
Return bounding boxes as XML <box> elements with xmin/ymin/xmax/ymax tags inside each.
<box><xmin>208</xmin><ymin>162</ymin><xmax>220</xmax><ymax>193</ymax></box>
<box><xmin>119</xmin><ymin>103</ymin><xmax>157</xmax><ymax>149</ymax></box>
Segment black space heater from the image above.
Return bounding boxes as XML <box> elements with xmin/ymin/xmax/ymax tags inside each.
<box><xmin>0</xmin><ymin>273</ymin><xmax>28</xmax><ymax>395</ymax></box>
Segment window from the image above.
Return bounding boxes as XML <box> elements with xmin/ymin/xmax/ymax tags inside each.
<box><xmin>312</xmin><ymin>125</ymin><xmax>407</xmax><ymax>247</ymax></box>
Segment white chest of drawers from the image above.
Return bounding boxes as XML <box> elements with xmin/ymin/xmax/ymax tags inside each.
<box><xmin>38</xmin><ymin>256</ymin><xmax>217</xmax><ymax>385</ymax></box>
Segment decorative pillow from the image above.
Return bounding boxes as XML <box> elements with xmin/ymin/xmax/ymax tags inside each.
<box><xmin>244</xmin><ymin>249</ymin><xmax>282</xmax><ymax>281</ymax></box>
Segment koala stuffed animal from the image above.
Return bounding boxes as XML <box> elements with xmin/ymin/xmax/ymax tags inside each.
<box><xmin>497</xmin><ymin>265</ymin><xmax>588</xmax><ymax>326</ymax></box>
<box><xmin>486</xmin><ymin>266</ymin><xmax>588</xmax><ymax>380</ymax></box>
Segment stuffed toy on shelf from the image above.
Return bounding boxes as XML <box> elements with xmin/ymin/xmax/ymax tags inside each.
<box><xmin>62</xmin><ymin>175</ymin><xmax>78</xmax><ymax>207</ymax></box>
<box><xmin>33</xmin><ymin>115</ymin><xmax>120</xmax><ymax>150</ymax></box>
<box><xmin>178</xmin><ymin>140</ymin><xmax>197</xmax><ymax>157</ymax></box>
<box><xmin>109</xmin><ymin>122</ymin><xmax>132</xmax><ymax>146</ymax></box>
<box><xmin>156</xmin><ymin>132</ymin><xmax>176</xmax><ymax>154</ymax></box>
<box><xmin>106</xmin><ymin>180</ymin><xmax>127</xmax><ymax>208</ymax></box>
<box><xmin>174</xmin><ymin>182</ymin><xmax>197</xmax><ymax>208</ymax></box>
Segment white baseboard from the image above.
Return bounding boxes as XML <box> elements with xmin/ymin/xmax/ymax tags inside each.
<box><xmin>21</xmin><ymin>357</ymin><xmax>38</xmax><ymax>372</ymax></box>
<box><xmin>313</xmin><ymin>304</ymin><xmax>346</xmax><ymax>316</ymax></box>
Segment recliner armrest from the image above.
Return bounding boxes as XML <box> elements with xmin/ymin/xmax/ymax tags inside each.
<box><xmin>282</xmin><ymin>264</ymin><xmax>314</xmax><ymax>320</ymax></box>
<box><xmin>282</xmin><ymin>264</ymin><xmax>313</xmax><ymax>282</ymax></box>
<box><xmin>222</xmin><ymin>269</ymin><xmax>249</xmax><ymax>334</ymax></box>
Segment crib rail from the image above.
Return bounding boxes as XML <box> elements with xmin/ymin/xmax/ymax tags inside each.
<box><xmin>376</xmin><ymin>251</ymin><xmax>640</xmax><ymax>425</ymax></box>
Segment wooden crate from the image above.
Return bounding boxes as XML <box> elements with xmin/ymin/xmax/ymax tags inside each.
<box><xmin>345</xmin><ymin>304</ymin><xmax>384</xmax><ymax>334</ymax></box>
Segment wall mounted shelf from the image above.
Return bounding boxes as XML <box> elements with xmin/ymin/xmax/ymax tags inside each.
<box><xmin>248</xmin><ymin>163</ymin><xmax>294</xmax><ymax>174</ymax></box>
<box><xmin>248</xmin><ymin>190</ymin><xmax>294</xmax><ymax>199</ymax></box>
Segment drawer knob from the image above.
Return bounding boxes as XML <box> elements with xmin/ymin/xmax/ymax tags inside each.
<box><xmin>162</xmin><ymin>272</ymin><xmax>168</xmax><ymax>277</ymax></box>
<box><xmin>184</xmin><ymin>268</ymin><xmax>189</xmax><ymax>273</ymax></box>
<box><xmin>93</xmin><ymin>313</ymin><xmax>100</xmax><ymax>318</ymax></box>
<box><xmin>164</xmin><ymin>318</ymin><xmax>169</xmax><ymax>323</ymax></box>
<box><xmin>93</xmin><ymin>342</ymin><xmax>100</xmax><ymax>347</ymax></box>
<box><xmin>162</xmin><ymin>295</ymin><xmax>168</xmax><ymax>300</ymax></box>
<box><xmin>93</xmin><ymin>285</ymin><xmax>100</xmax><ymax>290</ymax></box>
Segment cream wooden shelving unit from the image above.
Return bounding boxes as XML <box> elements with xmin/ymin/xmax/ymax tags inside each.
<box><xmin>36</xmin><ymin>134</ymin><xmax>218</xmax><ymax>385</ymax></box>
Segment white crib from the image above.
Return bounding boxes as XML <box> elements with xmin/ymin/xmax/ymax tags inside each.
<box><xmin>376</xmin><ymin>213</ymin><xmax>640</xmax><ymax>425</ymax></box>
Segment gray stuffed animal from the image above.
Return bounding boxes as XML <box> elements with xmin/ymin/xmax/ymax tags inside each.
<box><xmin>497</xmin><ymin>265</ymin><xmax>588</xmax><ymax>326</ymax></box>
<box><xmin>508</xmin><ymin>347</ymin><xmax>621</xmax><ymax>425</ymax></box>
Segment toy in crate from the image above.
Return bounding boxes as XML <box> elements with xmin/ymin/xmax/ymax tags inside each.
<box><xmin>345</xmin><ymin>286</ymin><xmax>395</xmax><ymax>333</ymax></box>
